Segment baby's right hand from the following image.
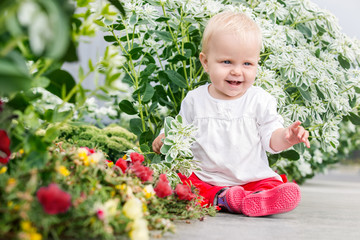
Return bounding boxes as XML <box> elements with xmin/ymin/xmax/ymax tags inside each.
<box><xmin>152</xmin><ymin>133</ymin><xmax>165</xmax><ymax>154</ymax></box>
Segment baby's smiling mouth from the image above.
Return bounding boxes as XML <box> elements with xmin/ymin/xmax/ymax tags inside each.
<box><xmin>226</xmin><ymin>80</ymin><xmax>242</xmax><ymax>86</ymax></box>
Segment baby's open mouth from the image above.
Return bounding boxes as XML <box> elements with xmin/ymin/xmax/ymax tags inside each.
<box><xmin>226</xmin><ymin>80</ymin><xmax>242</xmax><ymax>86</ymax></box>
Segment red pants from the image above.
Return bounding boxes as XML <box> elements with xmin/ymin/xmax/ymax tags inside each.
<box><xmin>178</xmin><ymin>173</ymin><xmax>288</xmax><ymax>206</ymax></box>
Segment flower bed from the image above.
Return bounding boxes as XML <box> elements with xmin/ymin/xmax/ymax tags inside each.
<box><xmin>0</xmin><ymin>140</ymin><xmax>216</xmax><ymax>239</ymax></box>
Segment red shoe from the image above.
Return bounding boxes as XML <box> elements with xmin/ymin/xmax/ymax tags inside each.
<box><xmin>217</xmin><ymin>186</ymin><xmax>245</xmax><ymax>213</ymax></box>
<box><xmin>241</xmin><ymin>183</ymin><xmax>301</xmax><ymax>217</ymax></box>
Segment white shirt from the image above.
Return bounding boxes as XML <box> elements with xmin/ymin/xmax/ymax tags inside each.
<box><xmin>179</xmin><ymin>84</ymin><xmax>284</xmax><ymax>186</ymax></box>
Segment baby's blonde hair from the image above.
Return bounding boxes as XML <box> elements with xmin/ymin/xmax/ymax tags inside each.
<box><xmin>201</xmin><ymin>11</ymin><xmax>262</xmax><ymax>54</ymax></box>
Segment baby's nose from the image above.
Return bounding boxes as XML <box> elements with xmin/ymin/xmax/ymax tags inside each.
<box><xmin>231</xmin><ymin>65</ymin><xmax>242</xmax><ymax>75</ymax></box>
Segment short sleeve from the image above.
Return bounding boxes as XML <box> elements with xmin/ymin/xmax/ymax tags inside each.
<box><xmin>257</xmin><ymin>94</ymin><xmax>284</xmax><ymax>154</ymax></box>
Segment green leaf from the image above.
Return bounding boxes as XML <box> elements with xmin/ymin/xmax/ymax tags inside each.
<box><xmin>141</xmin><ymin>63</ymin><xmax>156</xmax><ymax>78</ymax></box>
<box><xmin>44</xmin><ymin>126</ymin><xmax>59</xmax><ymax>142</ymax></box>
<box><xmin>139</xmin><ymin>130</ymin><xmax>153</xmax><ymax>145</ymax></box>
<box><xmin>52</xmin><ymin>109</ymin><xmax>72</xmax><ymax>122</ymax></box>
<box><xmin>0</xmin><ymin>53</ymin><xmax>32</xmax><ymax>94</ymax></box>
<box><xmin>40</xmin><ymin>0</ymin><xmax>70</xmax><ymax>59</ymax></box>
<box><xmin>184</xmin><ymin>42</ymin><xmax>197</xmax><ymax>56</ymax></box>
<box><xmin>280</xmin><ymin>150</ymin><xmax>300</xmax><ymax>161</ymax></box>
<box><xmin>296</xmin><ymin>23</ymin><xmax>312</xmax><ymax>38</ymax></box>
<box><xmin>140</xmin><ymin>144</ymin><xmax>150</xmax><ymax>153</ymax></box>
<box><xmin>338</xmin><ymin>54</ymin><xmax>350</xmax><ymax>70</ymax></box>
<box><xmin>143</xmin><ymin>53</ymin><xmax>155</xmax><ymax>64</ymax></box>
<box><xmin>130</xmin><ymin>118</ymin><xmax>143</xmax><ymax>136</ymax></box>
<box><xmin>155</xmin><ymin>16</ymin><xmax>170</xmax><ymax>22</ymax></box>
<box><xmin>316</xmin><ymin>23</ymin><xmax>326</xmax><ymax>35</ymax></box>
<box><xmin>348</xmin><ymin>112</ymin><xmax>360</xmax><ymax>125</ymax></box>
<box><xmin>354</xmin><ymin>86</ymin><xmax>360</xmax><ymax>93</ymax></box>
<box><xmin>151</xmin><ymin>154</ymin><xmax>162</xmax><ymax>163</ymax></box>
<box><xmin>119</xmin><ymin>100</ymin><xmax>138</xmax><ymax>115</ymax></box>
<box><xmin>160</xmin><ymin>144</ymin><xmax>170</xmax><ymax>155</ymax></box>
<box><xmin>104</xmin><ymin>35</ymin><xmax>117</xmax><ymax>42</ymax></box>
<box><xmin>299</xmin><ymin>88</ymin><xmax>312</xmax><ymax>102</ymax></box>
<box><xmin>164</xmin><ymin>70</ymin><xmax>187</xmax><ymax>88</ymax></box>
<box><xmin>107</xmin><ymin>0</ymin><xmax>126</xmax><ymax>16</ymax></box>
<box><xmin>129</xmin><ymin>13</ymin><xmax>137</xmax><ymax>26</ymax></box>
<box><xmin>142</xmin><ymin>84</ymin><xmax>155</xmax><ymax>102</ymax></box>
<box><xmin>153</xmin><ymin>30</ymin><xmax>173</xmax><ymax>42</ymax></box>
<box><xmin>129</xmin><ymin>47</ymin><xmax>144</xmax><ymax>57</ymax></box>
<box><xmin>164</xmin><ymin>116</ymin><xmax>173</xmax><ymax>136</ymax></box>
<box><xmin>315</xmin><ymin>85</ymin><xmax>325</xmax><ymax>100</ymax></box>
<box><xmin>268</xmin><ymin>154</ymin><xmax>280</xmax><ymax>167</ymax></box>
<box><xmin>168</xmin><ymin>54</ymin><xmax>188</xmax><ymax>63</ymax></box>
<box><xmin>293</xmin><ymin>142</ymin><xmax>305</xmax><ymax>154</ymax></box>
<box><xmin>45</xmin><ymin>69</ymin><xmax>76</xmax><ymax>103</ymax></box>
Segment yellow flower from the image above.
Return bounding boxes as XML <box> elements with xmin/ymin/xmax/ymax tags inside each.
<box><xmin>57</xmin><ymin>166</ymin><xmax>70</xmax><ymax>177</ymax></box>
<box><xmin>142</xmin><ymin>185</ymin><xmax>155</xmax><ymax>199</ymax></box>
<box><xmin>7</xmin><ymin>178</ymin><xmax>16</xmax><ymax>186</ymax></box>
<box><xmin>107</xmin><ymin>161</ymin><xmax>114</xmax><ymax>168</ymax></box>
<box><xmin>123</xmin><ymin>197</ymin><xmax>143</xmax><ymax>220</ymax></box>
<box><xmin>19</xmin><ymin>149</ymin><xmax>24</xmax><ymax>155</ymax></box>
<box><xmin>0</xmin><ymin>166</ymin><xmax>7</xmax><ymax>174</ymax></box>
<box><xmin>21</xmin><ymin>221</ymin><xmax>35</xmax><ymax>232</ymax></box>
<box><xmin>117</xmin><ymin>183</ymin><xmax>127</xmax><ymax>191</ymax></box>
<box><xmin>123</xmin><ymin>154</ymin><xmax>127</xmax><ymax>160</ymax></box>
<box><xmin>129</xmin><ymin>219</ymin><xmax>149</xmax><ymax>240</ymax></box>
<box><xmin>20</xmin><ymin>221</ymin><xmax>43</xmax><ymax>240</ymax></box>
<box><xmin>78</xmin><ymin>151</ymin><xmax>87</xmax><ymax>159</ymax></box>
<box><xmin>13</xmin><ymin>204</ymin><xmax>20</xmax><ymax>211</ymax></box>
<box><xmin>30</xmin><ymin>232</ymin><xmax>42</xmax><ymax>240</ymax></box>
<box><xmin>110</xmin><ymin>190</ymin><xmax>116</xmax><ymax>197</ymax></box>
<box><xmin>83</xmin><ymin>157</ymin><xmax>90</xmax><ymax>166</ymax></box>
<box><xmin>142</xmin><ymin>203</ymin><xmax>148</xmax><ymax>213</ymax></box>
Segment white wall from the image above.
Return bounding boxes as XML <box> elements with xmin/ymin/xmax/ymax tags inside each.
<box><xmin>311</xmin><ymin>0</ymin><xmax>360</xmax><ymax>39</ymax></box>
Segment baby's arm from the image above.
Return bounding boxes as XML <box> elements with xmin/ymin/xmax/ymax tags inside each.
<box><xmin>270</xmin><ymin>121</ymin><xmax>310</xmax><ymax>152</ymax></box>
<box><xmin>152</xmin><ymin>133</ymin><xmax>165</xmax><ymax>154</ymax></box>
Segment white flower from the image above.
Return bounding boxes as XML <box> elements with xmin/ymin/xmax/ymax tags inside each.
<box><xmin>313</xmin><ymin>149</ymin><xmax>323</xmax><ymax>164</ymax></box>
<box><xmin>129</xmin><ymin>218</ymin><xmax>149</xmax><ymax>240</ymax></box>
<box><xmin>296</xmin><ymin>157</ymin><xmax>312</xmax><ymax>177</ymax></box>
<box><xmin>123</xmin><ymin>197</ymin><xmax>143</xmax><ymax>220</ymax></box>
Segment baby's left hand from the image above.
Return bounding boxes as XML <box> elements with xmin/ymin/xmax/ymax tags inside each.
<box><xmin>285</xmin><ymin>121</ymin><xmax>310</xmax><ymax>148</ymax></box>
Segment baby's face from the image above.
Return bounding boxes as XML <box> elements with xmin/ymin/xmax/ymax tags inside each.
<box><xmin>200</xmin><ymin>32</ymin><xmax>260</xmax><ymax>100</ymax></box>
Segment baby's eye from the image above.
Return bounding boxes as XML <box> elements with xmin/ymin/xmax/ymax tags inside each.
<box><xmin>244</xmin><ymin>62</ymin><xmax>251</xmax><ymax>66</ymax></box>
<box><xmin>223</xmin><ymin>60</ymin><xmax>231</xmax><ymax>64</ymax></box>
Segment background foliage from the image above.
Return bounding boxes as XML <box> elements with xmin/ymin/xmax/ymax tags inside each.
<box><xmin>106</xmin><ymin>0</ymin><xmax>360</xmax><ymax>183</ymax></box>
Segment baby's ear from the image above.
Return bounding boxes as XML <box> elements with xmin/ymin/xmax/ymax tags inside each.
<box><xmin>199</xmin><ymin>52</ymin><xmax>208</xmax><ymax>72</ymax></box>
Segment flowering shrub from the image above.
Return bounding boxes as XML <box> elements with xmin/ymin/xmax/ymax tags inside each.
<box><xmin>0</xmin><ymin>146</ymin><xmax>216</xmax><ymax>239</ymax></box>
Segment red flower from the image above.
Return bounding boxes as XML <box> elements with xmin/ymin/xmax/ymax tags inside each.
<box><xmin>97</xmin><ymin>209</ymin><xmax>105</xmax><ymax>220</ymax></box>
<box><xmin>0</xmin><ymin>130</ymin><xmax>11</xmax><ymax>164</ymax></box>
<box><xmin>130</xmin><ymin>161</ymin><xmax>153</xmax><ymax>182</ymax></box>
<box><xmin>115</xmin><ymin>158</ymin><xmax>128</xmax><ymax>173</ymax></box>
<box><xmin>130</xmin><ymin>152</ymin><xmax>144</xmax><ymax>164</ymax></box>
<box><xmin>175</xmin><ymin>184</ymin><xmax>196</xmax><ymax>201</ymax></box>
<box><xmin>0</xmin><ymin>100</ymin><xmax>3</xmax><ymax>112</ymax></box>
<box><xmin>80</xmin><ymin>147</ymin><xmax>95</xmax><ymax>155</ymax></box>
<box><xmin>37</xmin><ymin>184</ymin><xmax>71</xmax><ymax>215</ymax></box>
<box><xmin>154</xmin><ymin>174</ymin><xmax>172</xmax><ymax>198</ymax></box>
